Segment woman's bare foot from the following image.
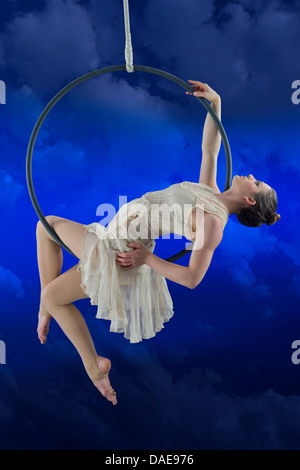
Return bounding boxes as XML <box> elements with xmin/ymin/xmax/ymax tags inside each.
<box><xmin>93</xmin><ymin>357</ymin><xmax>117</xmax><ymax>406</ymax></box>
<box><xmin>37</xmin><ymin>304</ymin><xmax>51</xmax><ymax>344</ymax></box>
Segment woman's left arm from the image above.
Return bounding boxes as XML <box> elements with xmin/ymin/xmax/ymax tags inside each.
<box><xmin>116</xmin><ymin>243</ymin><xmax>194</xmax><ymax>289</ymax></box>
<box><xmin>187</xmin><ymin>80</ymin><xmax>221</xmax><ymax>156</ymax></box>
<box><xmin>145</xmin><ymin>252</ymin><xmax>193</xmax><ymax>289</ymax></box>
<box><xmin>201</xmin><ymin>97</ymin><xmax>221</xmax><ymax>157</ymax></box>
<box><xmin>116</xmin><ymin>213</ymin><xmax>223</xmax><ymax>289</ymax></box>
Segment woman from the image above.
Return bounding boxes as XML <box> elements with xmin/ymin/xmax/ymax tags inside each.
<box><xmin>36</xmin><ymin>81</ymin><xmax>280</xmax><ymax>406</ymax></box>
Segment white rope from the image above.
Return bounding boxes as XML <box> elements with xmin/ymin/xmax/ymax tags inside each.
<box><xmin>123</xmin><ymin>0</ymin><xmax>134</xmax><ymax>73</ymax></box>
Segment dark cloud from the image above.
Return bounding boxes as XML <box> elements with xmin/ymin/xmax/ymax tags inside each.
<box><xmin>141</xmin><ymin>0</ymin><xmax>300</xmax><ymax>111</ymax></box>
<box><xmin>1</xmin><ymin>343</ymin><xmax>300</xmax><ymax>449</ymax></box>
<box><xmin>1</xmin><ymin>0</ymin><xmax>299</xmax><ymax>111</ymax></box>
<box><xmin>2</xmin><ymin>0</ymin><xmax>99</xmax><ymax>94</ymax></box>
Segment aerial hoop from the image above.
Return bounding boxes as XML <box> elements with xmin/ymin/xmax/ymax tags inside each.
<box><xmin>26</xmin><ymin>64</ymin><xmax>232</xmax><ymax>262</ymax></box>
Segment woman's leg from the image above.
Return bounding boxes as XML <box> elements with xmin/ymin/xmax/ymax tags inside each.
<box><xmin>36</xmin><ymin>215</ymin><xmax>87</xmax><ymax>344</ymax></box>
<box><xmin>41</xmin><ymin>264</ymin><xmax>117</xmax><ymax>405</ymax></box>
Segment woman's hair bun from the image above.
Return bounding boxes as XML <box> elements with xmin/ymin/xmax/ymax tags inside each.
<box><xmin>266</xmin><ymin>212</ymin><xmax>280</xmax><ymax>226</ymax></box>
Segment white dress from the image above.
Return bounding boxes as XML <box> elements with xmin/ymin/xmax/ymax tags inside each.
<box><xmin>77</xmin><ymin>181</ymin><xmax>229</xmax><ymax>343</ymax></box>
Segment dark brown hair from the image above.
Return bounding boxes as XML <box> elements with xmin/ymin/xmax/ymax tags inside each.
<box><xmin>237</xmin><ymin>187</ymin><xmax>280</xmax><ymax>227</ymax></box>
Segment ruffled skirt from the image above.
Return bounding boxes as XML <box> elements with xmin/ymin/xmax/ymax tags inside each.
<box><xmin>76</xmin><ymin>195</ymin><xmax>174</xmax><ymax>343</ymax></box>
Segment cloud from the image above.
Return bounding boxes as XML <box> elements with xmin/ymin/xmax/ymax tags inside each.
<box><xmin>139</xmin><ymin>0</ymin><xmax>300</xmax><ymax>111</ymax></box>
<box><xmin>2</xmin><ymin>0</ymin><xmax>99</xmax><ymax>94</ymax></box>
<box><xmin>228</xmin><ymin>257</ymin><xmax>257</xmax><ymax>288</ymax></box>
<box><xmin>214</xmin><ymin>0</ymin><xmax>300</xmax><ymax>106</ymax></box>
<box><xmin>116</xmin><ymin>346</ymin><xmax>300</xmax><ymax>449</ymax></box>
<box><xmin>0</xmin><ymin>36</ymin><xmax>5</xmax><ymax>68</ymax></box>
<box><xmin>1</xmin><ymin>0</ymin><xmax>300</xmax><ymax>113</ymax></box>
<box><xmin>1</xmin><ymin>338</ymin><xmax>300</xmax><ymax>449</ymax></box>
<box><xmin>0</xmin><ymin>170</ymin><xmax>25</xmax><ymax>211</ymax></box>
<box><xmin>34</xmin><ymin>140</ymin><xmax>86</xmax><ymax>182</ymax></box>
<box><xmin>0</xmin><ymin>265</ymin><xmax>24</xmax><ymax>300</ymax></box>
<box><xmin>289</xmin><ymin>271</ymin><xmax>300</xmax><ymax>299</ymax></box>
<box><xmin>219</xmin><ymin>217</ymin><xmax>278</xmax><ymax>265</ymax></box>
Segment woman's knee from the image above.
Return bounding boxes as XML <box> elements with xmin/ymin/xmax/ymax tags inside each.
<box><xmin>36</xmin><ymin>215</ymin><xmax>58</xmax><ymax>237</ymax></box>
<box><xmin>41</xmin><ymin>265</ymin><xmax>88</xmax><ymax>311</ymax></box>
<box><xmin>41</xmin><ymin>280</ymin><xmax>61</xmax><ymax>312</ymax></box>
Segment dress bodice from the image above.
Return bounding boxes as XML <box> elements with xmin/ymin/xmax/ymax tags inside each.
<box><xmin>142</xmin><ymin>180</ymin><xmax>229</xmax><ymax>242</ymax></box>
<box><xmin>180</xmin><ymin>181</ymin><xmax>229</xmax><ymax>230</ymax></box>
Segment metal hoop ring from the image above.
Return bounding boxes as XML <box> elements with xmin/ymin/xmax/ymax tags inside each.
<box><xmin>26</xmin><ymin>65</ymin><xmax>232</xmax><ymax>262</ymax></box>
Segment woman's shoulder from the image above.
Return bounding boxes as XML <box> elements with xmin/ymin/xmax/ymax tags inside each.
<box><xmin>181</xmin><ymin>180</ymin><xmax>221</xmax><ymax>194</ymax></box>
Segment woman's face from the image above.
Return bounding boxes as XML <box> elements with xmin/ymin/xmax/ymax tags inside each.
<box><xmin>232</xmin><ymin>174</ymin><xmax>271</xmax><ymax>196</ymax></box>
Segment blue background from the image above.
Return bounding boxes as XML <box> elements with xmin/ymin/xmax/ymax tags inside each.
<box><xmin>0</xmin><ymin>0</ymin><xmax>300</xmax><ymax>450</ymax></box>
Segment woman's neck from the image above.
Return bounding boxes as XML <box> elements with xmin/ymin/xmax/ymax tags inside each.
<box><xmin>214</xmin><ymin>190</ymin><xmax>241</xmax><ymax>215</ymax></box>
